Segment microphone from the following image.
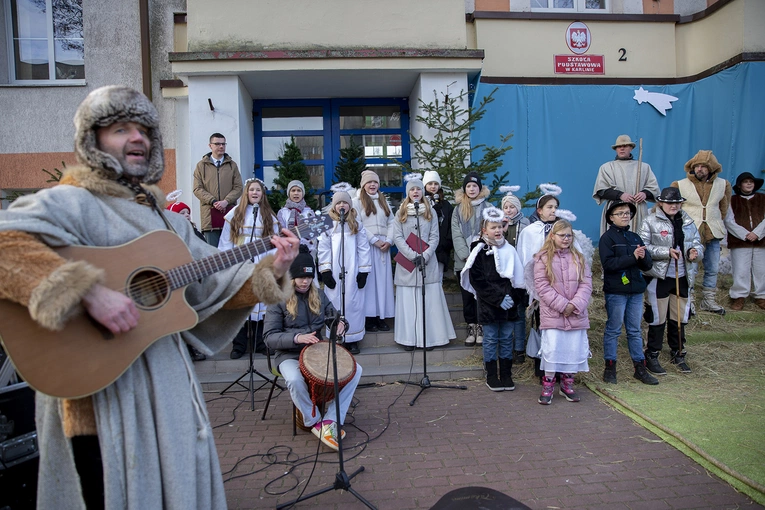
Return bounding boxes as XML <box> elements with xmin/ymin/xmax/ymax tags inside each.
<box><xmin>414</xmin><ymin>199</ymin><xmax>420</xmax><ymax>210</ymax></box>
<box><xmin>339</xmin><ymin>208</ymin><xmax>347</xmax><ymax>223</ymax></box>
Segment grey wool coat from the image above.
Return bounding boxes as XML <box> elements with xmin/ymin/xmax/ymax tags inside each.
<box><xmin>392</xmin><ymin>206</ymin><xmax>440</xmax><ymax>286</ymax></box>
<box><xmin>0</xmin><ymin>167</ymin><xmax>289</xmax><ymax>510</ymax></box>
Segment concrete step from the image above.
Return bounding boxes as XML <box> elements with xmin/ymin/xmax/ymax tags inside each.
<box><xmin>195</xmin><ymin>343</ymin><xmax>484</xmax><ymax>390</ymax></box>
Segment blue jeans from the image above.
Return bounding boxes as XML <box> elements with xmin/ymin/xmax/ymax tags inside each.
<box><xmin>511</xmin><ymin>315</ymin><xmax>526</xmax><ymax>352</ymax></box>
<box><xmin>481</xmin><ymin>322</ymin><xmax>514</xmax><ymax>362</ymax></box>
<box><xmin>603</xmin><ymin>293</ymin><xmax>644</xmax><ymax>362</ymax></box>
<box><xmin>702</xmin><ymin>239</ymin><xmax>720</xmax><ymax>288</ymax></box>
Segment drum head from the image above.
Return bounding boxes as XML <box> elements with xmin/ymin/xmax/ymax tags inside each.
<box><xmin>300</xmin><ymin>342</ymin><xmax>355</xmax><ymax>382</ymax></box>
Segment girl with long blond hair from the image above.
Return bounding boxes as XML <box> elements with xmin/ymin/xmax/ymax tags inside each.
<box><xmin>352</xmin><ymin>170</ymin><xmax>395</xmax><ymax>332</ymax></box>
<box><xmin>317</xmin><ymin>183</ymin><xmax>371</xmax><ymax>354</ymax></box>
<box><xmin>392</xmin><ymin>174</ymin><xmax>456</xmax><ymax>350</ymax></box>
<box><xmin>219</xmin><ymin>178</ymin><xmax>279</xmax><ymax>358</ymax></box>
<box><xmin>263</xmin><ymin>245</ymin><xmax>362</xmax><ymax>451</ymax></box>
<box><xmin>532</xmin><ymin>220</ymin><xmax>592</xmax><ymax>405</ymax></box>
<box><xmin>451</xmin><ymin>171</ymin><xmax>491</xmax><ymax>347</ymax></box>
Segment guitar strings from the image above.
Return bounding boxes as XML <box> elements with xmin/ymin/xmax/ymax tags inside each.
<box><xmin>116</xmin><ymin>222</ymin><xmax>318</xmax><ymax>299</ymax></box>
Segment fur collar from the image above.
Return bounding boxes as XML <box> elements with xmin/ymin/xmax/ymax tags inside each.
<box><xmin>454</xmin><ymin>185</ymin><xmax>490</xmax><ymax>205</ymax></box>
<box><xmin>59</xmin><ymin>165</ymin><xmax>166</xmax><ymax>207</ymax></box>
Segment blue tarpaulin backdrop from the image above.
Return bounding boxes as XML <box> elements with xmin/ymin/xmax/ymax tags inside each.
<box><xmin>472</xmin><ymin>62</ymin><xmax>765</xmax><ymax>242</ymax></box>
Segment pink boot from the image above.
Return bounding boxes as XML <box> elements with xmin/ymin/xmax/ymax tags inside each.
<box><xmin>538</xmin><ymin>376</ymin><xmax>555</xmax><ymax>405</ymax></box>
<box><xmin>559</xmin><ymin>373</ymin><xmax>580</xmax><ymax>402</ymax></box>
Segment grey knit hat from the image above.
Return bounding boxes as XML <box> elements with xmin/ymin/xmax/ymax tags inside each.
<box><xmin>287</xmin><ymin>180</ymin><xmax>305</xmax><ymax>195</ymax></box>
<box><xmin>405</xmin><ymin>172</ymin><xmax>424</xmax><ymax>196</ymax></box>
<box><xmin>73</xmin><ymin>85</ymin><xmax>164</xmax><ymax>184</ymax></box>
<box><xmin>330</xmin><ymin>182</ymin><xmax>353</xmax><ymax>208</ymax></box>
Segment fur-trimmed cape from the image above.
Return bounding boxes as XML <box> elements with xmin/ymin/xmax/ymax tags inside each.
<box><xmin>0</xmin><ymin>165</ymin><xmax>291</xmax><ymax>509</ymax></box>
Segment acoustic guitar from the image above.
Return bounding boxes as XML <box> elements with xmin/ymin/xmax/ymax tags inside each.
<box><xmin>0</xmin><ymin>214</ymin><xmax>331</xmax><ymax>399</ymax></box>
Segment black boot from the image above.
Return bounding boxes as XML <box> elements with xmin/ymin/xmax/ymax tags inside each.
<box><xmin>498</xmin><ymin>358</ymin><xmax>515</xmax><ymax>391</ymax></box>
<box><xmin>603</xmin><ymin>359</ymin><xmax>617</xmax><ymax>384</ymax></box>
<box><xmin>513</xmin><ymin>350</ymin><xmax>526</xmax><ymax>364</ymax></box>
<box><xmin>633</xmin><ymin>360</ymin><xmax>659</xmax><ymax>385</ymax></box>
<box><xmin>644</xmin><ymin>350</ymin><xmax>667</xmax><ymax>375</ymax></box>
<box><xmin>365</xmin><ymin>317</ymin><xmax>378</xmax><ymax>332</ymax></box>
<box><xmin>485</xmin><ymin>360</ymin><xmax>503</xmax><ymax>391</ymax></box>
<box><xmin>670</xmin><ymin>350</ymin><xmax>692</xmax><ymax>373</ymax></box>
<box><xmin>534</xmin><ymin>356</ymin><xmax>543</xmax><ymax>383</ymax></box>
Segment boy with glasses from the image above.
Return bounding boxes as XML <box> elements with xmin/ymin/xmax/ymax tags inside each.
<box><xmin>599</xmin><ymin>201</ymin><xmax>657</xmax><ymax>385</ymax></box>
<box><xmin>193</xmin><ymin>132</ymin><xmax>243</xmax><ymax>247</ymax></box>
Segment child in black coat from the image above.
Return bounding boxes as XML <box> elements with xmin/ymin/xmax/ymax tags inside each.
<box><xmin>599</xmin><ymin>201</ymin><xmax>656</xmax><ymax>385</ymax></box>
<box><xmin>460</xmin><ymin>207</ymin><xmax>526</xmax><ymax>391</ymax></box>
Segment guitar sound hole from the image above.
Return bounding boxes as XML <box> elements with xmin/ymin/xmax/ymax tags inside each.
<box><xmin>127</xmin><ymin>269</ymin><xmax>170</xmax><ymax>309</ymax></box>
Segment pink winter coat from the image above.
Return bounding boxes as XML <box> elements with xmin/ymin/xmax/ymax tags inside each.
<box><xmin>533</xmin><ymin>249</ymin><xmax>592</xmax><ymax>331</ymax></box>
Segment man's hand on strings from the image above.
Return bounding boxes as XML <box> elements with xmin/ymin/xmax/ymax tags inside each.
<box><xmin>271</xmin><ymin>229</ymin><xmax>300</xmax><ymax>278</ymax></box>
<box><xmin>82</xmin><ymin>284</ymin><xmax>140</xmax><ymax>335</ymax></box>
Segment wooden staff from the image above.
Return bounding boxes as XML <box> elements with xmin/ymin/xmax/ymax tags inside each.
<box><xmin>675</xmin><ymin>257</ymin><xmax>683</xmax><ymax>355</ymax></box>
<box><xmin>632</xmin><ymin>138</ymin><xmax>644</xmax><ymax>231</ymax></box>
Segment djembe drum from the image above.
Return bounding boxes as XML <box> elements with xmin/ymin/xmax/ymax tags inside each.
<box><xmin>299</xmin><ymin>341</ymin><xmax>357</xmax><ymax>419</ymax></box>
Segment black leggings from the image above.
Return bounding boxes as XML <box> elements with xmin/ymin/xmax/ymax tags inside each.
<box><xmin>72</xmin><ymin>435</ymin><xmax>104</xmax><ymax>510</ymax></box>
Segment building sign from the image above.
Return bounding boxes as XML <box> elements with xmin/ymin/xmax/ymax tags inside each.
<box><xmin>554</xmin><ymin>21</ymin><xmax>604</xmax><ymax>74</ymax></box>
<box><xmin>554</xmin><ymin>54</ymin><xmax>605</xmax><ymax>75</ymax></box>
<box><xmin>566</xmin><ymin>22</ymin><xmax>591</xmax><ymax>55</ymax></box>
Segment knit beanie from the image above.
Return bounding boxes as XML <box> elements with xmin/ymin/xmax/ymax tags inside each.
<box><xmin>167</xmin><ymin>201</ymin><xmax>190</xmax><ymax>214</ymax></box>
<box><xmin>501</xmin><ymin>194</ymin><xmax>522</xmax><ymax>213</ymax></box>
<box><xmin>290</xmin><ymin>245</ymin><xmax>315</xmax><ymax>279</ymax></box>
<box><xmin>405</xmin><ymin>173</ymin><xmax>424</xmax><ymax>196</ymax></box>
<box><xmin>360</xmin><ymin>170</ymin><xmax>380</xmax><ymax>189</ymax></box>
<box><xmin>287</xmin><ymin>180</ymin><xmax>305</xmax><ymax>195</ymax></box>
<box><xmin>423</xmin><ymin>170</ymin><xmax>441</xmax><ymax>187</ymax></box>
<box><xmin>463</xmin><ymin>171</ymin><xmax>481</xmax><ymax>192</ymax></box>
<box><xmin>73</xmin><ymin>85</ymin><xmax>164</xmax><ymax>184</ymax></box>
<box><xmin>330</xmin><ymin>182</ymin><xmax>353</xmax><ymax>208</ymax></box>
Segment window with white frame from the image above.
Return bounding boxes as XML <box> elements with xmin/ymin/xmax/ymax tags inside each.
<box><xmin>6</xmin><ymin>0</ymin><xmax>84</xmax><ymax>82</ymax></box>
<box><xmin>530</xmin><ymin>0</ymin><xmax>607</xmax><ymax>12</ymax></box>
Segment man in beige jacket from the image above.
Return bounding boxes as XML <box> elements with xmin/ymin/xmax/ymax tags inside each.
<box><xmin>671</xmin><ymin>150</ymin><xmax>732</xmax><ymax>315</ymax></box>
<box><xmin>192</xmin><ymin>133</ymin><xmax>243</xmax><ymax>247</ymax></box>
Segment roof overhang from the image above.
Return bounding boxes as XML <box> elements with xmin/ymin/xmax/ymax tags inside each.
<box><xmin>168</xmin><ymin>48</ymin><xmax>485</xmax><ymax>99</ymax></box>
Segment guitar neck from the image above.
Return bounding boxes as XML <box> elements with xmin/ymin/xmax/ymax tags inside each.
<box><xmin>167</xmin><ymin>233</ymin><xmax>282</xmax><ymax>289</ymax></box>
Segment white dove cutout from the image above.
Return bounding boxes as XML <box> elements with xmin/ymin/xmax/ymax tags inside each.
<box><xmin>633</xmin><ymin>87</ymin><xmax>679</xmax><ymax>116</ymax></box>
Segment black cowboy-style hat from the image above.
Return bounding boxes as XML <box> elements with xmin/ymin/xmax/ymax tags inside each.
<box><xmin>656</xmin><ymin>187</ymin><xmax>686</xmax><ymax>203</ymax></box>
<box><xmin>733</xmin><ymin>172</ymin><xmax>764</xmax><ymax>195</ymax></box>
<box><xmin>605</xmin><ymin>200</ymin><xmax>637</xmax><ymax>225</ymax></box>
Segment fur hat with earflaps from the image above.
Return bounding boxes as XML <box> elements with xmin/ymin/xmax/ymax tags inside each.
<box><xmin>73</xmin><ymin>85</ymin><xmax>164</xmax><ymax>184</ymax></box>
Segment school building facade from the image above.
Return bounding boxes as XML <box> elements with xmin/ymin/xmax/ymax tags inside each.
<box><xmin>1</xmin><ymin>0</ymin><xmax>763</xmax><ymax>239</ymax></box>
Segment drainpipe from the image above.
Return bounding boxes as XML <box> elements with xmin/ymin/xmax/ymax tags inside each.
<box><xmin>139</xmin><ymin>0</ymin><xmax>152</xmax><ymax>100</ymax></box>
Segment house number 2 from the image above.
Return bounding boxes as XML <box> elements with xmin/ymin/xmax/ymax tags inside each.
<box><xmin>618</xmin><ymin>48</ymin><xmax>627</xmax><ymax>61</ymax></box>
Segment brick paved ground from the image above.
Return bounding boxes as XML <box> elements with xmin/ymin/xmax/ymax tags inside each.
<box><xmin>205</xmin><ymin>379</ymin><xmax>762</xmax><ymax>510</ymax></box>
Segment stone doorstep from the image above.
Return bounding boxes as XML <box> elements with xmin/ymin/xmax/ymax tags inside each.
<box><xmin>198</xmin><ymin>362</ymin><xmax>482</xmax><ymax>392</ymax></box>
<box><xmin>195</xmin><ymin>342</ymin><xmax>483</xmax><ymax>389</ymax></box>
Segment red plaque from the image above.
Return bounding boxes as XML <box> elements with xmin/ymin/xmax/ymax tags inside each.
<box><xmin>554</xmin><ymin>55</ymin><xmax>605</xmax><ymax>75</ymax></box>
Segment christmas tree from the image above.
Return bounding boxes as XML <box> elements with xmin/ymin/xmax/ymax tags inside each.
<box><xmin>333</xmin><ymin>136</ymin><xmax>366</xmax><ymax>188</ymax></box>
<box><xmin>272</xmin><ymin>137</ymin><xmax>317</xmax><ymax>210</ymax></box>
<box><xmin>398</xmin><ymin>87</ymin><xmax>512</xmax><ymax>202</ymax></box>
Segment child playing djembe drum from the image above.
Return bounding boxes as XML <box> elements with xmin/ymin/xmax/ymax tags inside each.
<box><xmin>263</xmin><ymin>245</ymin><xmax>362</xmax><ymax>450</ymax></box>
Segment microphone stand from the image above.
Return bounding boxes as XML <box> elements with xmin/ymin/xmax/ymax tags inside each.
<box><xmin>220</xmin><ymin>204</ymin><xmax>284</xmax><ymax>410</ymax></box>
<box><xmin>399</xmin><ymin>200</ymin><xmax>466</xmax><ymax>406</ymax></box>
<box><xmin>278</xmin><ymin>209</ymin><xmax>374</xmax><ymax>509</ymax></box>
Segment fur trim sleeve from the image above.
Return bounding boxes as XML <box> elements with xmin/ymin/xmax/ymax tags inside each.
<box><xmin>223</xmin><ymin>254</ymin><xmax>293</xmax><ymax>310</ymax></box>
<box><xmin>62</xmin><ymin>397</ymin><xmax>97</xmax><ymax>437</ymax></box>
<box><xmin>0</xmin><ymin>231</ymin><xmax>104</xmax><ymax>330</ymax></box>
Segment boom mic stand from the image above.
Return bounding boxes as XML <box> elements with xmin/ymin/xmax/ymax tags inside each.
<box><xmin>399</xmin><ymin>199</ymin><xmax>466</xmax><ymax>406</ymax></box>
<box><xmin>278</xmin><ymin>207</ymin><xmax>374</xmax><ymax>509</ymax></box>
<box><xmin>220</xmin><ymin>204</ymin><xmax>283</xmax><ymax>410</ymax></box>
